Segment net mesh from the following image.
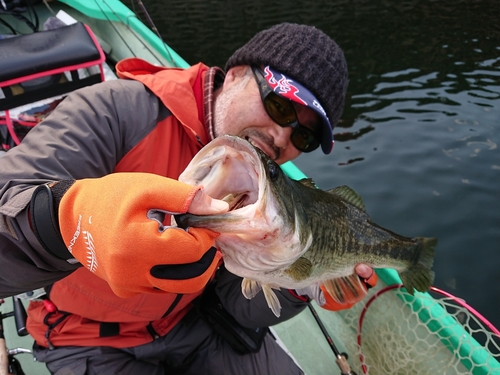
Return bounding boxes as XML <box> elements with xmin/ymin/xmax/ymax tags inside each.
<box><xmin>333</xmin><ymin>284</ymin><xmax>500</xmax><ymax>375</ymax></box>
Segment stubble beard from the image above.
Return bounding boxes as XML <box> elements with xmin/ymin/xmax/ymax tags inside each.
<box><xmin>213</xmin><ymin>72</ymin><xmax>252</xmax><ymax>138</ymax></box>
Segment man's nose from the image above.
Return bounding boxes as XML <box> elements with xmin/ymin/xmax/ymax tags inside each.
<box><xmin>270</xmin><ymin>124</ymin><xmax>292</xmax><ymax>150</ymax></box>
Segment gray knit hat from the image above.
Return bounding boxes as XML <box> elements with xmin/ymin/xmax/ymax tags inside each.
<box><xmin>225</xmin><ymin>23</ymin><xmax>348</xmax><ymax>154</ymax></box>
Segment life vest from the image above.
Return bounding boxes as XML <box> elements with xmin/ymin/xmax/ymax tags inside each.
<box><xmin>27</xmin><ymin>59</ymin><xmax>215</xmax><ymax>348</ymax></box>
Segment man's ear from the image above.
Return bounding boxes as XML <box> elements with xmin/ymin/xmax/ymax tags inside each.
<box><xmin>223</xmin><ymin>65</ymin><xmax>250</xmax><ymax>86</ymax></box>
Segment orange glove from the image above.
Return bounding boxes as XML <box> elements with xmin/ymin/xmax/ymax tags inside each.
<box><xmin>31</xmin><ymin>172</ymin><xmax>222</xmax><ymax>298</ymax></box>
<box><xmin>321</xmin><ymin>271</ymin><xmax>378</xmax><ymax>311</ymax></box>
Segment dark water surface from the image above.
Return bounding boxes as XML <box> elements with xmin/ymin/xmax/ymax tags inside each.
<box><xmin>138</xmin><ymin>0</ymin><xmax>500</xmax><ymax>328</ymax></box>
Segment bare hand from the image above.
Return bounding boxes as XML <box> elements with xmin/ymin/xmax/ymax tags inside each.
<box><xmin>355</xmin><ymin>263</ymin><xmax>374</xmax><ymax>280</ymax></box>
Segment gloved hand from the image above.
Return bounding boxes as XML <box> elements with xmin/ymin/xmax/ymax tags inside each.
<box><xmin>294</xmin><ymin>265</ymin><xmax>378</xmax><ymax>311</ymax></box>
<box><xmin>30</xmin><ymin>172</ymin><xmax>228</xmax><ymax>298</ymax></box>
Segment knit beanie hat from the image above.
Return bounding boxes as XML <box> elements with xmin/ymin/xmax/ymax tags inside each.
<box><xmin>225</xmin><ymin>23</ymin><xmax>348</xmax><ymax>154</ymax></box>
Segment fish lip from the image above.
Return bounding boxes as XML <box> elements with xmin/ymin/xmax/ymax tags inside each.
<box><xmin>209</xmin><ymin>135</ymin><xmax>260</xmax><ymax>156</ymax></box>
<box><xmin>244</xmin><ymin>136</ymin><xmax>276</xmax><ymax>161</ymax></box>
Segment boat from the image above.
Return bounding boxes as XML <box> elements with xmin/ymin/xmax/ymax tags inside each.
<box><xmin>1</xmin><ymin>1</ymin><xmax>499</xmax><ymax>374</ymax></box>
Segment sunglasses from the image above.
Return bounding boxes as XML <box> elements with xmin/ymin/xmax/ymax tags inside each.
<box><xmin>251</xmin><ymin>66</ymin><xmax>321</xmax><ymax>153</ymax></box>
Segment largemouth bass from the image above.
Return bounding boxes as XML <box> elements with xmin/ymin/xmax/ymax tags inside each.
<box><xmin>176</xmin><ymin>135</ymin><xmax>436</xmax><ymax>317</ymax></box>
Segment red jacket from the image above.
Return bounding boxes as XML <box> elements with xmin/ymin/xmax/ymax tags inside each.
<box><xmin>27</xmin><ymin>59</ymin><xmax>215</xmax><ymax>348</ymax></box>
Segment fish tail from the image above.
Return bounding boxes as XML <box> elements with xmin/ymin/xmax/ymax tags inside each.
<box><xmin>398</xmin><ymin>237</ymin><xmax>437</xmax><ymax>294</ymax></box>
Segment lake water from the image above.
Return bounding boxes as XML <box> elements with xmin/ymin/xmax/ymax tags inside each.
<box><xmin>140</xmin><ymin>0</ymin><xmax>500</xmax><ymax>328</ymax></box>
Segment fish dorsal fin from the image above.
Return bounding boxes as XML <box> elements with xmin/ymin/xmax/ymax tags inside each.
<box><xmin>327</xmin><ymin>185</ymin><xmax>366</xmax><ymax>212</ymax></box>
<box><xmin>322</xmin><ymin>274</ymin><xmax>368</xmax><ymax>304</ymax></box>
<box><xmin>285</xmin><ymin>257</ymin><xmax>313</xmax><ymax>281</ymax></box>
<box><xmin>241</xmin><ymin>278</ymin><xmax>262</xmax><ymax>299</ymax></box>
<box><xmin>298</xmin><ymin>178</ymin><xmax>318</xmax><ymax>189</ymax></box>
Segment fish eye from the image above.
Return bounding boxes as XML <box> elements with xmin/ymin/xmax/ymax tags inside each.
<box><xmin>267</xmin><ymin>161</ymin><xmax>280</xmax><ymax>180</ymax></box>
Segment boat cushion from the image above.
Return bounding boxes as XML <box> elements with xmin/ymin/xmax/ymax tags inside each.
<box><xmin>0</xmin><ymin>22</ymin><xmax>102</xmax><ymax>82</ymax></box>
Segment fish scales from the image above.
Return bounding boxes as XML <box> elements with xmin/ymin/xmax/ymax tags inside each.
<box><xmin>286</xmin><ymin>185</ymin><xmax>423</xmax><ymax>277</ymax></box>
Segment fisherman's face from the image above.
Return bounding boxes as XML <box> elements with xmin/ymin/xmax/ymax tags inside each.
<box><xmin>213</xmin><ymin>65</ymin><xmax>321</xmax><ymax>165</ymax></box>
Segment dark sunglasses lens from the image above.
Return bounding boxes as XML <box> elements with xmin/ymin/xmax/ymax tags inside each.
<box><xmin>291</xmin><ymin>127</ymin><xmax>320</xmax><ymax>152</ymax></box>
<box><xmin>263</xmin><ymin>94</ymin><xmax>297</xmax><ymax>126</ymax></box>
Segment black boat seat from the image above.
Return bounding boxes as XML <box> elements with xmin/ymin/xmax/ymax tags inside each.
<box><xmin>0</xmin><ymin>22</ymin><xmax>105</xmax><ymax>147</ymax></box>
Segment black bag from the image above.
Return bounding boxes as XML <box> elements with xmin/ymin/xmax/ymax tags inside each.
<box><xmin>195</xmin><ymin>280</ymin><xmax>268</xmax><ymax>354</ymax></box>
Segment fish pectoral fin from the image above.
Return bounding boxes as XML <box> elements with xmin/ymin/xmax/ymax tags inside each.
<box><xmin>262</xmin><ymin>284</ymin><xmax>282</xmax><ymax>318</ymax></box>
<box><xmin>322</xmin><ymin>274</ymin><xmax>368</xmax><ymax>304</ymax></box>
<box><xmin>284</xmin><ymin>257</ymin><xmax>313</xmax><ymax>281</ymax></box>
<box><xmin>241</xmin><ymin>278</ymin><xmax>262</xmax><ymax>299</ymax></box>
<box><xmin>327</xmin><ymin>186</ymin><xmax>366</xmax><ymax>212</ymax></box>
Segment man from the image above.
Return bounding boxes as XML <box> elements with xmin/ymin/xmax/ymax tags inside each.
<box><xmin>0</xmin><ymin>23</ymin><xmax>376</xmax><ymax>374</ymax></box>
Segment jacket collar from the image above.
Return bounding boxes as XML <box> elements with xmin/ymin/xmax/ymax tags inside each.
<box><xmin>203</xmin><ymin>66</ymin><xmax>225</xmax><ymax>142</ymax></box>
<box><xmin>116</xmin><ymin>58</ymin><xmax>213</xmax><ymax>146</ymax></box>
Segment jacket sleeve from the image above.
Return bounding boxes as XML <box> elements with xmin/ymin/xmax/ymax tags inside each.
<box><xmin>0</xmin><ymin>79</ymin><xmax>164</xmax><ymax>298</ymax></box>
<box><xmin>214</xmin><ymin>267</ymin><xmax>308</xmax><ymax>329</ymax></box>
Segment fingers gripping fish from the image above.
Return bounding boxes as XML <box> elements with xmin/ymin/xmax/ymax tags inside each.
<box><xmin>175</xmin><ymin>135</ymin><xmax>436</xmax><ymax>317</ymax></box>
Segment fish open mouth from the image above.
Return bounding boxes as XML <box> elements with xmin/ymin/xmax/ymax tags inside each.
<box><xmin>179</xmin><ymin>135</ymin><xmax>263</xmax><ymax>214</ymax></box>
<box><xmin>222</xmin><ymin>192</ymin><xmax>251</xmax><ymax>211</ymax></box>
